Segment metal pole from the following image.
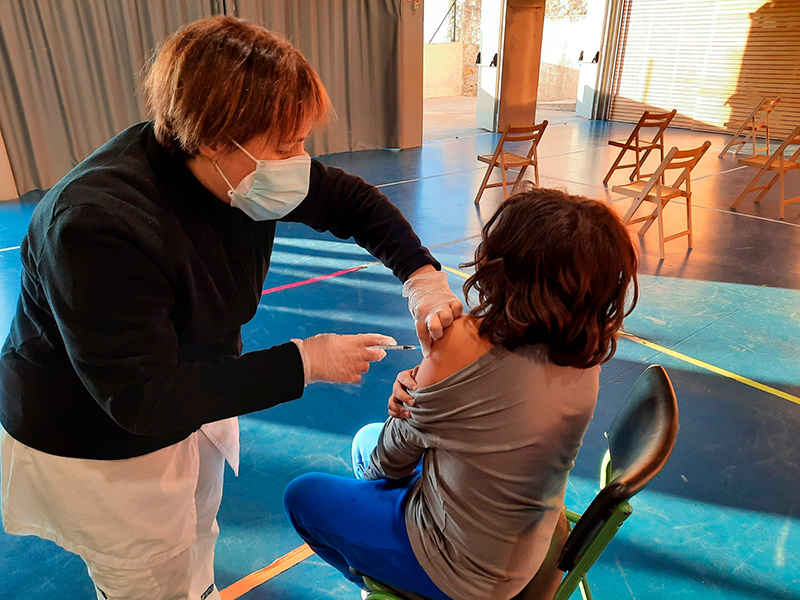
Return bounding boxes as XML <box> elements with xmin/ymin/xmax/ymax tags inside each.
<box><xmin>429</xmin><ymin>1</ymin><xmax>457</xmax><ymax>44</ymax></box>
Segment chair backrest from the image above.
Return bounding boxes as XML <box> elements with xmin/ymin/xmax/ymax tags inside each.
<box><xmin>504</xmin><ymin>121</ymin><xmax>549</xmax><ymax>143</ymax></box>
<box><xmin>492</xmin><ymin>121</ymin><xmax>548</xmax><ymax>163</ymax></box>
<box><xmin>626</xmin><ymin>109</ymin><xmax>677</xmax><ymax>145</ymax></box>
<box><xmin>557</xmin><ymin>365</ymin><xmax>679</xmax><ymax>573</ymax></box>
<box><xmin>641</xmin><ymin>141</ymin><xmax>711</xmax><ymax>195</ymax></box>
<box><xmin>755</xmin><ymin>97</ymin><xmax>781</xmax><ymax>120</ymax></box>
<box><xmin>757</xmin><ymin>124</ymin><xmax>800</xmax><ymax>168</ymax></box>
<box><xmin>639</xmin><ymin>109</ymin><xmax>677</xmax><ymax>130</ymax></box>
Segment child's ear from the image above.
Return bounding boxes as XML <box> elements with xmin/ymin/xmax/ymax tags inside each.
<box><xmin>197</xmin><ymin>144</ymin><xmax>220</xmax><ymax>160</ymax></box>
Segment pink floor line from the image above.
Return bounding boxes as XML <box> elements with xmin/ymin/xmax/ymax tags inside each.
<box><xmin>261</xmin><ymin>262</ymin><xmax>378</xmax><ymax>295</ymax></box>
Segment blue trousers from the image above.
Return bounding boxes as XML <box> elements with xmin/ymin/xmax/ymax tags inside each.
<box><xmin>283</xmin><ymin>423</ymin><xmax>451</xmax><ymax>600</ymax></box>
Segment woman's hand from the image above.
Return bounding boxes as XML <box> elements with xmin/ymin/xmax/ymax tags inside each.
<box><xmin>294</xmin><ymin>333</ymin><xmax>396</xmax><ymax>384</ymax></box>
<box><xmin>402</xmin><ymin>269</ymin><xmax>463</xmax><ymax>356</ymax></box>
<box><xmin>388</xmin><ymin>366</ymin><xmax>419</xmax><ymax>419</ymax></box>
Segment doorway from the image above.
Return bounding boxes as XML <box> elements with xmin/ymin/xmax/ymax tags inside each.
<box><xmin>536</xmin><ymin>0</ymin><xmax>607</xmax><ymax>124</ymax></box>
<box><xmin>422</xmin><ymin>0</ymin><xmax>485</xmax><ymax>142</ymax></box>
<box><xmin>421</xmin><ymin>0</ymin><xmax>607</xmax><ymax>142</ymax></box>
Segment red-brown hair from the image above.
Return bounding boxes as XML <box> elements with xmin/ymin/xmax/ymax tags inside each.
<box><xmin>463</xmin><ymin>186</ymin><xmax>639</xmax><ymax>368</ymax></box>
<box><xmin>144</xmin><ymin>16</ymin><xmax>330</xmax><ymax>154</ymax></box>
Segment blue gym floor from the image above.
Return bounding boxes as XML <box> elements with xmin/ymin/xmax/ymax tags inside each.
<box><xmin>1</xmin><ymin>120</ymin><xmax>799</xmax><ymax>599</ymax></box>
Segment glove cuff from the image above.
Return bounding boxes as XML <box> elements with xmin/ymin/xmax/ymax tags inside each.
<box><xmin>291</xmin><ymin>338</ymin><xmax>311</xmax><ymax>386</ymax></box>
<box><xmin>402</xmin><ymin>270</ymin><xmax>448</xmax><ymax>298</ymax></box>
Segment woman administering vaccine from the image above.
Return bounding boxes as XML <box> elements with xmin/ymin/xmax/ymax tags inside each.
<box><xmin>0</xmin><ymin>16</ymin><xmax>460</xmax><ymax>600</ymax></box>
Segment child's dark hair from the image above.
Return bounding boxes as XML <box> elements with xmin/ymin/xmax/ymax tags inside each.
<box><xmin>462</xmin><ymin>187</ymin><xmax>638</xmax><ymax>368</ymax></box>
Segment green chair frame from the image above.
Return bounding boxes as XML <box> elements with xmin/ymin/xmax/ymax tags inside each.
<box><xmin>553</xmin><ymin>452</ymin><xmax>631</xmax><ymax>600</ymax></box>
<box><xmin>362</xmin><ymin>458</ymin><xmax>631</xmax><ymax>600</ymax></box>
<box><xmin>360</xmin><ymin>365</ymin><xmax>678</xmax><ymax>600</ymax></box>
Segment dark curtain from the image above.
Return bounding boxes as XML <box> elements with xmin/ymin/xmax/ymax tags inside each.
<box><xmin>0</xmin><ymin>0</ymin><xmax>220</xmax><ymax>193</ymax></box>
<box><xmin>0</xmin><ymin>0</ymin><xmax>406</xmax><ymax>194</ymax></box>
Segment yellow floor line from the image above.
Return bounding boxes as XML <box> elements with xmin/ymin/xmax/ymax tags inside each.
<box><xmin>441</xmin><ymin>263</ymin><xmax>800</xmax><ymax>407</ymax></box>
<box><xmin>220</xmin><ymin>263</ymin><xmax>799</xmax><ymax>599</ymax></box>
<box><xmin>219</xmin><ymin>544</ymin><xmax>315</xmax><ymax>600</ymax></box>
<box><xmin>442</xmin><ymin>265</ymin><xmax>471</xmax><ymax>278</ymax></box>
<box><xmin>618</xmin><ymin>332</ymin><xmax>800</xmax><ymax>407</ymax></box>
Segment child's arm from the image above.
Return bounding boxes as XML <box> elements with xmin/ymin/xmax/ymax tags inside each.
<box><xmin>387</xmin><ymin>316</ymin><xmax>492</xmax><ymax>417</ymax></box>
<box><xmin>362</xmin><ymin>418</ymin><xmax>426</xmax><ymax>480</ymax></box>
<box><xmin>414</xmin><ymin>315</ymin><xmax>492</xmax><ymax>387</ymax></box>
<box><xmin>365</xmin><ymin>316</ymin><xmax>493</xmax><ymax>480</ymax></box>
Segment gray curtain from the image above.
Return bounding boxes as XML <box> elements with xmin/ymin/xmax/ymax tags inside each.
<box><xmin>0</xmin><ymin>0</ymin><xmax>406</xmax><ymax>195</ymax></box>
<box><xmin>0</xmin><ymin>0</ymin><xmax>220</xmax><ymax>194</ymax></box>
<box><xmin>231</xmin><ymin>0</ymin><xmax>403</xmax><ymax>158</ymax></box>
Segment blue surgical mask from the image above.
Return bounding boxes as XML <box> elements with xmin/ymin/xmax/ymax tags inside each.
<box><xmin>213</xmin><ymin>141</ymin><xmax>311</xmax><ymax>221</ymax></box>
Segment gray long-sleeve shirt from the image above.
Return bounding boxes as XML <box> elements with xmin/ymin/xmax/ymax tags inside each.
<box><xmin>365</xmin><ymin>344</ymin><xmax>599</xmax><ymax>600</ymax></box>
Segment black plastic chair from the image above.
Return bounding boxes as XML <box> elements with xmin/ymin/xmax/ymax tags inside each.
<box><xmin>360</xmin><ymin>364</ymin><xmax>679</xmax><ymax>600</ymax></box>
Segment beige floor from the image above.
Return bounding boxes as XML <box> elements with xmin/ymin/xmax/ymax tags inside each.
<box><xmin>423</xmin><ymin>95</ymin><xmax>587</xmax><ymax>142</ymax></box>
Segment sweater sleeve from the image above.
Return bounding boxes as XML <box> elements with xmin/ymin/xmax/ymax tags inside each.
<box><xmin>363</xmin><ymin>417</ymin><xmax>427</xmax><ymax>480</ymax></box>
<box><xmin>283</xmin><ymin>160</ymin><xmax>440</xmax><ymax>282</ymax></box>
<box><xmin>37</xmin><ymin>204</ymin><xmax>305</xmax><ymax>437</ymax></box>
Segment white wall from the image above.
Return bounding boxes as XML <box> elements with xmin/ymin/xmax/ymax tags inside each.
<box><xmin>424</xmin><ymin>42</ymin><xmax>463</xmax><ymax>98</ymax></box>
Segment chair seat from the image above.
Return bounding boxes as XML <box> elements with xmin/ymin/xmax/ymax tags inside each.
<box><xmin>612</xmin><ymin>179</ymin><xmax>684</xmax><ymax>202</ymax></box>
<box><xmin>738</xmin><ymin>155</ymin><xmax>800</xmax><ymax>171</ymax></box>
<box><xmin>478</xmin><ymin>151</ymin><xmax>531</xmax><ymax>168</ymax></box>
<box><xmin>608</xmin><ymin>139</ymin><xmax>660</xmax><ymax>150</ymax></box>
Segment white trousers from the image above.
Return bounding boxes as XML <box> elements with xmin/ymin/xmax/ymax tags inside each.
<box><xmin>1</xmin><ymin>427</ymin><xmax>227</xmax><ymax>600</ymax></box>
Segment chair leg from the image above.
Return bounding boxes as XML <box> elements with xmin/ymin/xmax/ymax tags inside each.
<box><xmin>734</xmin><ymin>126</ymin><xmax>750</xmax><ymax>156</ymax></box>
<box><xmin>513</xmin><ymin>164</ymin><xmax>530</xmax><ymax>193</ymax></box>
<box><xmin>686</xmin><ymin>195</ymin><xmax>693</xmax><ymax>249</ymax></box>
<box><xmin>780</xmin><ymin>169</ymin><xmax>785</xmax><ymax>220</ymax></box>
<box><xmin>474</xmin><ymin>165</ymin><xmax>494</xmax><ymax>205</ymax></box>
<box><xmin>730</xmin><ymin>171</ymin><xmax>765</xmax><ymax>209</ymax></box>
<box><xmin>754</xmin><ymin>173</ymin><xmax>778</xmax><ymax>203</ymax></box>
<box><xmin>501</xmin><ymin>166</ymin><xmax>509</xmax><ymax>199</ymax></box>
<box><xmin>621</xmin><ymin>197</ymin><xmax>643</xmax><ymax>224</ymax></box>
<box><xmin>603</xmin><ymin>147</ymin><xmax>627</xmax><ymax>185</ymax></box>
<box><xmin>630</xmin><ymin>146</ymin><xmax>641</xmax><ymax>182</ymax></box>
<box><xmin>579</xmin><ymin>575</ymin><xmax>593</xmax><ymax>600</ymax></box>
<box><xmin>656</xmin><ymin>197</ymin><xmax>665</xmax><ymax>260</ymax></box>
<box><xmin>632</xmin><ymin>147</ymin><xmax>654</xmax><ymax>182</ymax></box>
<box><xmin>637</xmin><ymin>207</ymin><xmax>659</xmax><ymax>236</ymax></box>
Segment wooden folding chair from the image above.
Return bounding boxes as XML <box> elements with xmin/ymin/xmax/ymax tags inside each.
<box><xmin>719</xmin><ymin>97</ymin><xmax>781</xmax><ymax>158</ymax></box>
<box><xmin>603</xmin><ymin>109</ymin><xmax>677</xmax><ymax>185</ymax></box>
<box><xmin>613</xmin><ymin>141</ymin><xmax>711</xmax><ymax>260</ymax></box>
<box><xmin>729</xmin><ymin>125</ymin><xmax>800</xmax><ymax>220</ymax></box>
<box><xmin>474</xmin><ymin>121</ymin><xmax>548</xmax><ymax>205</ymax></box>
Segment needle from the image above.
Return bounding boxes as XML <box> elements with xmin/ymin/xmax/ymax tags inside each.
<box><xmin>371</xmin><ymin>344</ymin><xmax>421</xmax><ymax>350</ymax></box>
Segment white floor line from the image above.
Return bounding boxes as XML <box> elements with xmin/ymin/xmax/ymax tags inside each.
<box><xmin>696</xmin><ymin>203</ymin><xmax>800</xmax><ymax>229</ymax></box>
<box><xmin>376</xmin><ymin>138</ymin><xmax>800</xmax><ymax>229</ymax></box>
<box><xmin>0</xmin><ymin>246</ymin><xmax>21</xmax><ymax>253</ymax></box>
<box><xmin>428</xmin><ymin>234</ymin><xmax>481</xmax><ymax>250</ymax></box>
<box><xmin>693</xmin><ymin>165</ymin><xmax>748</xmax><ymax>181</ymax></box>
<box><xmin>375</xmin><ymin>166</ymin><xmax>487</xmax><ymax>189</ymax></box>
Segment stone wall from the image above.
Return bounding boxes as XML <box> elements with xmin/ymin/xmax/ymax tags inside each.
<box><xmin>454</xmin><ymin>0</ymin><xmax>481</xmax><ymax>96</ymax></box>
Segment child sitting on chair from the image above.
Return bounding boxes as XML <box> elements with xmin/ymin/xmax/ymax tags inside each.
<box><xmin>283</xmin><ymin>187</ymin><xmax>639</xmax><ymax>600</ymax></box>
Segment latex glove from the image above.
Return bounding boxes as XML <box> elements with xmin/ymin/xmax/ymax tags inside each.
<box><xmin>402</xmin><ymin>271</ymin><xmax>463</xmax><ymax>356</ymax></box>
<box><xmin>293</xmin><ymin>333</ymin><xmax>396</xmax><ymax>384</ymax></box>
<box><xmin>388</xmin><ymin>366</ymin><xmax>418</xmax><ymax>419</ymax></box>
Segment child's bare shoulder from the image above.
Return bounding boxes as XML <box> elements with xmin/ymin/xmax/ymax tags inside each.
<box><xmin>415</xmin><ymin>316</ymin><xmax>493</xmax><ymax>388</ymax></box>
